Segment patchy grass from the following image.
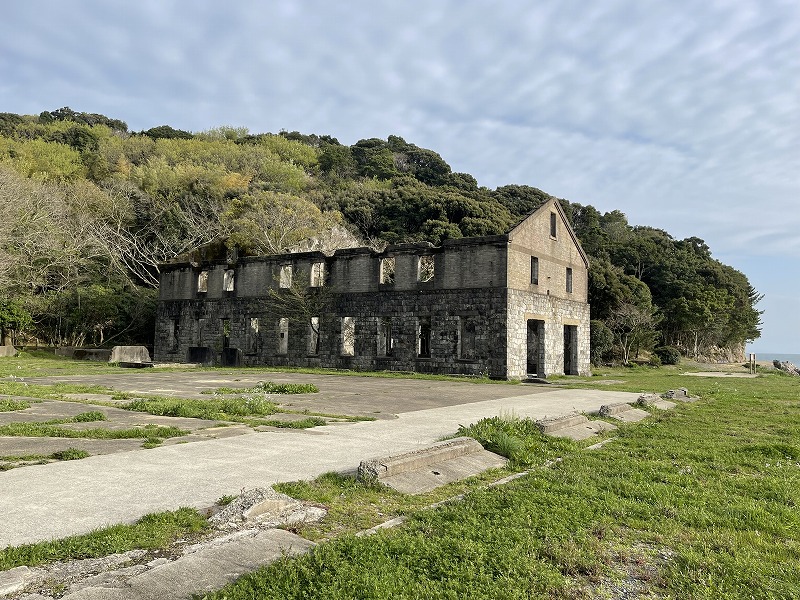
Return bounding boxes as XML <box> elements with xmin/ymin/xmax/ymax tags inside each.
<box><xmin>0</xmin><ymin>350</ymin><xmax>135</xmax><ymax>378</ymax></box>
<box><xmin>205</xmin><ymin>369</ymin><xmax>800</xmax><ymax>600</ymax></box>
<box><xmin>123</xmin><ymin>396</ymin><xmax>280</xmax><ymax>420</ymax></box>
<box><xmin>0</xmin><ymin>508</ymin><xmax>208</xmax><ymax>571</ymax></box>
<box><xmin>252</xmin><ymin>416</ymin><xmax>328</xmax><ymax>429</ymax></box>
<box><xmin>121</xmin><ymin>393</ymin><xmax>370</xmax><ymax>429</ymax></box>
<box><xmin>1</xmin><ymin>448</ymin><xmax>90</xmax><ymax>469</ymax></box>
<box><xmin>205</xmin><ymin>381</ymin><xmax>320</xmax><ymax>395</ymax></box>
<box><xmin>455</xmin><ymin>415</ymin><xmax>577</xmax><ymax>468</ymax></box>
<box><xmin>0</xmin><ymin>420</ymin><xmax>186</xmax><ymax>440</ymax></box>
<box><xmin>0</xmin><ymin>398</ymin><xmax>33</xmax><ymax>411</ymax></box>
<box><xmin>0</xmin><ymin>380</ymin><xmax>116</xmax><ymax>401</ymax></box>
<box><xmin>217</xmin><ymin>494</ymin><xmax>237</xmax><ymax>506</ymax></box>
<box><xmin>49</xmin><ymin>447</ymin><xmax>90</xmax><ymax>460</ymax></box>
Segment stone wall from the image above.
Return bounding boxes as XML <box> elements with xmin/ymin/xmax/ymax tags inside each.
<box><xmin>154</xmin><ymin>288</ymin><xmax>509</xmax><ymax>377</ymax></box>
<box><xmin>505</xmin><ymin>289</ymin><xmax>591</xmax><ymax>379</ymax></box>
<box><xmin>506</xmin><ymin>198</ymin><xmax>588</xmax><ymax>302</ymax></box>
<box><xmin>155</xmin><ymin>206</ymin><xmax>592</xmax><ymax>380</ymax></box>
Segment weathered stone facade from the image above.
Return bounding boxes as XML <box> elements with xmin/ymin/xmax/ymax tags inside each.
<box><xmin>154</xmin><ymin>199</ymin><xmax>591</xmax><ymax>379</ymax></box>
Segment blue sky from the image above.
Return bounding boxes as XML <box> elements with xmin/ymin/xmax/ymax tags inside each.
<box><xmin>1</xmin><ymin>1</ymin><xmax>798</xmax><ymax>353</ymax></box>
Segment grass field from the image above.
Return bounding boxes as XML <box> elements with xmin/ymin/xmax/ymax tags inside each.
<box><xmin>203</xmin><ymin>367</ymin><xmax>800</xmax><ymax>599</ymax></box>
<box><xmin>1</xmin><ymin>355</ymin><xmax>798</xmax><ymax>598</ymax></box>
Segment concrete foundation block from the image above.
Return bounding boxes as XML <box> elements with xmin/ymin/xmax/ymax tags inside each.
<box><xmin>110</xmin><ymin>346</ymin><xmax>152</xmax><ymax>364</ymax></box>
<box><xmin>358</xmin><ymin>437</ymin><xmax>506</xmax><ymax>493</ymax></box>
<box><xmin>535</xmin><ymin>413</ymin><xmax>588</xmax><ymax>433</ymax></box>
<box><xmin>599</xmin><ymin>403</ymin><xmax>650</xmax><ymax>422</ymax></box>
<box><xmin>537</xmin><ymin>414</ymin><xmax>618</xmax><ymax>441</ymax></box>
<box><xmin>0</xmin><ymin>345</ymin><xmax>17</xmax><ymax>357</ymax></box>
<box><xmin>663</xmin><ymin>388</ymin><xmax>692</xmax><ymax>401</ymax></box>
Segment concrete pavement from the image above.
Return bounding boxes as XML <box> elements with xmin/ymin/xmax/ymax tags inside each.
<box><xmin>1</xmin><ymin>384</ymin><xmax>639</xmax><ymax>548</ymax></box>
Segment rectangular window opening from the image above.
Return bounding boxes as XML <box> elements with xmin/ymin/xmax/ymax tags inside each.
<box><xmin>197</xmin><ymin>271</ymin><xmax>208</xmax><ymax>293</ymax></box>
<box><xmin>223</xmin><ymin>269</ymin><xmax>235</xmax><ymax>292</ymax></box>
<box><xmin>380</xmin><ymin>257</ymin><xmax>395</xmax><ymax>284</ymax></box>
<box><xmin>310</xmin><ymin>262</ymin><xmax>325</xmax><ymax>287</ymax></box>
<box><xmin>417</xmin><ymin>255</ymin><xmax>434</xmax><ymax>282</ymax></box>
<box><xmin>308</xmin><ymin>316</ymin><xmax>320</xmax><ymax>355</ymax></box>
<box><xmin>550</xmin><ymin>213</ymin><xmax>557</xmax><ymax>238</ymax></box>
<box><xmin>377</xmin><ymin>317</ymin><xmax>394</xmax><ymax>357</ymax></box>
<box><xmin>566</xmin><ymin>267</ymin><xmax>573</xmax><ymax>293</ymax></box>
<box><xmin>341</xmin><ymin>316</ymin><xmax>355</xmax><ymax>356</ymax></box>
<box><xmin>417</xmin><ymin>317</ymin><xmax>431</xmax><ymax>358</ymax></box>
<box><xmin>277</xmin><ymin>318</ymin><xmax>289</xmax><ymax>355</ymax></box>
<box><xmin>279</xmin><ymin>265</ymin><xmax>293</xmax><ymax>288</ymax></box>
<box><xmin>247</xmin><ymin>317</ymin><xmax>259</xmax><ymax>354</ymax></box>
<box><xmin>459</xmin><ymin>317</ymin><xmax>476</xmax><ymax>360</ymax></box>
<box><xmin>169</xmin><ymin>319</ymin><xmax>180</xmax><ymax>352</ymax></box>
<box><xmin>530</xmin><ymin>256</ymin><xmax>539</xmax><ymax>285</ymax></box>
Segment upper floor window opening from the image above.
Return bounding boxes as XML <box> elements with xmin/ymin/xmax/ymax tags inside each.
<box><xmin>197</xmin><ymin>271</ymin><xmax>208</xmax><ymax>293</ymax></box>
<box><xmin>418</xmin><ymin>255</ymin><xmax>434</xmax><ymax>283</ymax></box>
<box><xmin>341</xmin><ymin>316</ymin><xmax>355</xmax><ymax>356</ymax></box>
<box><xmin>310</xmin><ymin>262</ymin><xmax>325</xmax><ymax>287</ymax></box>
<box><xmin>279</xmin><ymin>264</ymin><xmax>293</xmax><ymax>288</ymax></box>
<box><xmin>550</xmin><ymin>213</ymin><xmax>557</xmax><ymax>238</ymax></box>
<box><xmin>530</xmin><ymin>256</ymin><xmax>539</xmax><ymax>285</ymax></box>
<box><xmin>223</xmin><ymin>269</ymin><xmax>235</xmax><ymax>292</ymax></box>
<box><xmin>566</xmin><ymin>267</ymin><xmax>573</xmax><ymax>293</ymax></box>
<box><xmin>380</xmin><ymin>257</ymin><xmax>395</xmax><ymax>284</ymax></box>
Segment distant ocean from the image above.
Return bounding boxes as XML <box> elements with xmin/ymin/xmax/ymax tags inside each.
<box><xmin>749</xmin><ymin>353</ymin><xmax>800</xmax><ymax>363</ymax></box>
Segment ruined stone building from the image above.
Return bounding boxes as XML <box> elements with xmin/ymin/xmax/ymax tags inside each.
<box><xmin>154</xmin><ymin>198</ymin><xmax>590</xmax><ymax>379</ymax></box>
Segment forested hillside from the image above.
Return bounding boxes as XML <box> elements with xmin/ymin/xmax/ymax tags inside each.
<box><xmin>0</xmin><ymin>108</ymin><xmax>761</xmax><ymax>362</ymax></box>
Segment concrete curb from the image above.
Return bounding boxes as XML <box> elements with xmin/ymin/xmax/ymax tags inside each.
<box><xmin>357</xmin><ymin>437</ymin><xmax>506</xmax><ymax>494</ymax></box>
<box><xmin>357</xmin><ymin>436</ymin><xmax>485</xmax><ymax>480</ymax></box>
<box><xmin>535</xmin><ymin>413</ymin><xmax>588</xmax><ymax>433</ymax></box>
<box><xmin>599</xmin><ymin>403</ymin><xmax>650</xmax><ymax>422</ymax></box>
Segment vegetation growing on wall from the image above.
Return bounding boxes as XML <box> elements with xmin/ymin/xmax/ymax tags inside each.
<box><xmin>0</xmin><ymin>108</ymin><xmax>761</xmax><ymax>359</ymax></box>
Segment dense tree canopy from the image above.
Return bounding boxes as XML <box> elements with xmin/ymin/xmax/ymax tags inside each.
<box><xmin>0</xmin><ymin>108</ymin><xmax>761</xmax><ymax>359</ymax></box>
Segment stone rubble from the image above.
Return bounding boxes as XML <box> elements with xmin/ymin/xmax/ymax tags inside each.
<box><xmin>10</xmin><ymin>488</ymin><xmax>325</xmax><ymax>600</ymax></box>
<box><xmin>773</xmin><ymin>360</ymin><xmax>800</xmax><ymax>376</ymax></box>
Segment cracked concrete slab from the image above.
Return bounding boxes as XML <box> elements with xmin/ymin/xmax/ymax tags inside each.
<box><xmin>1</xmin><ymin>373</ymin><xmax>643</xmax><ymax>548</ymax></box>
<box><xmin>59</xmin><ymin>529</ymin><xmax>314</xmax><ymax>600</ymax></box>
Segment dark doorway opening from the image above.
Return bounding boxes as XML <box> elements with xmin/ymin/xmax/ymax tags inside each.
<box><xmin>563</xmin><ymin>325</ymin><xmax>578</xmax><ymax>375</ymax></box>
<box><xmin>526</xmin><ymin>319</ymin><xmax>545</xmax><ymax>376</ymax></box>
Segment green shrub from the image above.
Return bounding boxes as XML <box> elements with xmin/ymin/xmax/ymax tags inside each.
<box><xmin>590</xmin><ymin>320</ymin><xmax>614</xmax><ymax>366</ymax></box>
<box><xmin>654</xmin><ymin>346</ymin><xmax>681</xmax><ymax>365</ymax></box>
<box><xmin>456</xmin><ymin>415</ymin><xmax>576</xmax><ymax>468</ymax></box>
<box><xmin>648</xmin><ymin>354</ymin><xmax>662</xmax><ymax>367</ymax></box>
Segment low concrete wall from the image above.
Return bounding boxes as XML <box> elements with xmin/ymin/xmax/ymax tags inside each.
<box><xmin>0</xmin><ymin>345</ymin><xmax>17</xmax><ymax>358</ymax></box>
<box><xmin>55</xmin><ymin>347</ymin><xmax>112</xmax><ymax>362</ymax></box>
<box><xmin>110</xmin><ymin>346</ymin><xmax>152</xmax><ymax>364</ymax></box>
